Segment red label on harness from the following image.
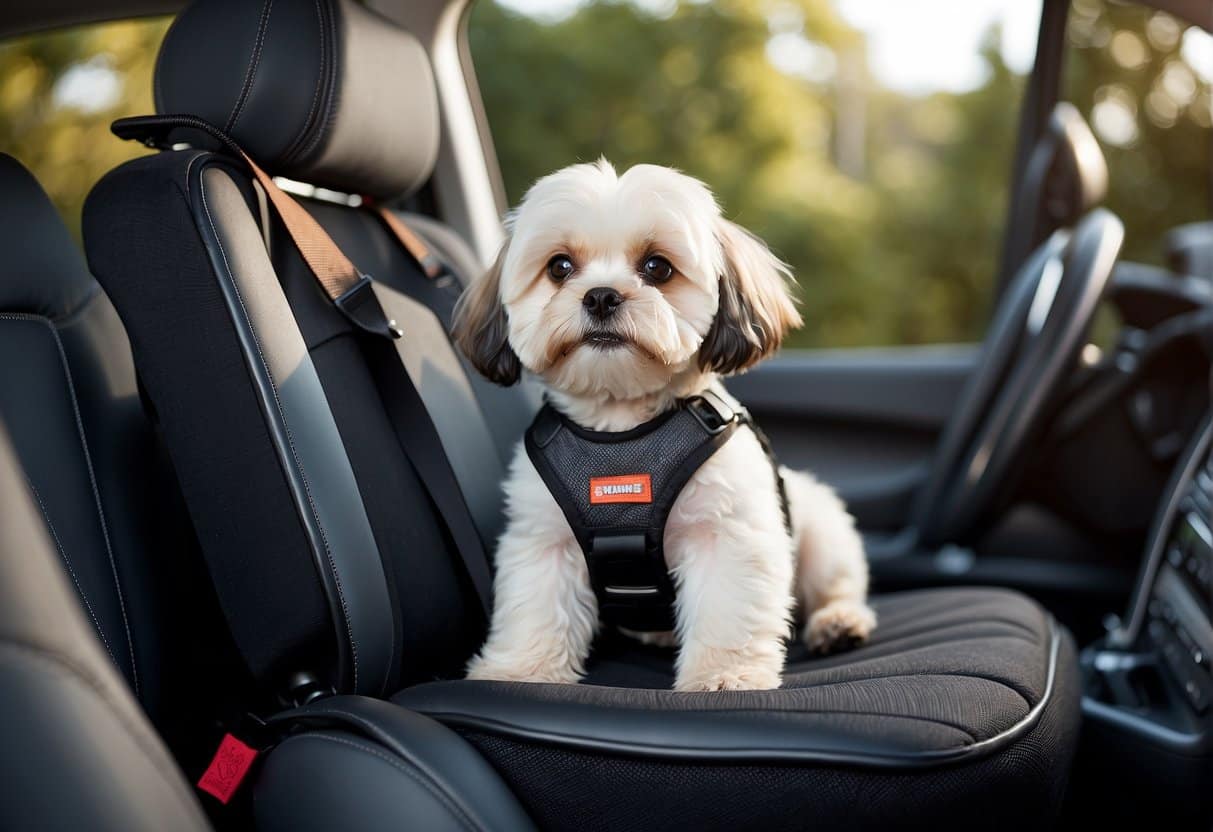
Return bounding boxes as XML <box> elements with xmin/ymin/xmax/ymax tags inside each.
<box><xmin>197</xmin><ymin>734</ymin><xmax>258</xmax><ymax>804</ymax></box>
<box><xmin>590</xmin><ymin>474</ymin><xmax>652</xmax><ymax>504</ymax></box>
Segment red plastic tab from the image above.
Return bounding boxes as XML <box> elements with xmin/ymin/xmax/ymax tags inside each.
<box><xmin>197</xmin><ymin>734</ymin><xmax>258</xmax><ymax>804</ymax></box>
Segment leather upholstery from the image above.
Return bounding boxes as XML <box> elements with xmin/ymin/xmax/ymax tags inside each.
<box><xmin>199</xmin><ymin>164</ymin><xmax>398</xmax><ymax>696</ymax></box>
<box><xmin>257</xmin><ymin>696</ymin><xmax>534</xmax><ymax>831</ymax></box>
<box><xmin>0</xmin><ymin>153</ymin><xmax>233</xmax><ymax>742</ymax></box>
<box><xmin>0</xmin><ymin>154</ymin><xmax>96</xmax><ymax>319</ymax></box>
<box><xmin>156</xmin><ymin>0</ymin><xmax>439</xmax><ymax>199</ymax></box>
<box><xmin>0</xmin><ymin>423</ymin><xmax>211</xmax><ymax>832</ymax></box>
<box><xmin>86</xmin><ymin>150</ymin><xmax>487</xmax><ymax>695</ymax></box>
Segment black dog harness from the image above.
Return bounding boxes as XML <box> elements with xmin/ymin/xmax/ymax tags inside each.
<box><xmin>525</xmin><ymin>391</ymin><xmax>790</xmax><ymax>631</ymax></box>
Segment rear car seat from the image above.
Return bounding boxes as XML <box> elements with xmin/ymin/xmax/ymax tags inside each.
<box><xmin>82</xmin><ymin>1</ymin><xmax>1084</xmax><ymax>828</ymax></box>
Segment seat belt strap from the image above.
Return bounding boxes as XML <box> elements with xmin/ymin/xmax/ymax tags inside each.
<box><xmin>373</xmin><ymin>206</ymin><xmax>445</xmax><ymax>280</ymax></box>
<box><xmin>111</xmin><ymin>114</ymin><xmax>494</xmax><ymax>618</ymax></box>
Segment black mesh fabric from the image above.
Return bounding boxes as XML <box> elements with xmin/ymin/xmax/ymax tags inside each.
<box><xmin>457</xmin><ymin>650</ymin><xmax>1078</xmax><ymax>832</ymax></box>
<box><xmin>528</xmin><ymin>405</ymin><xmax>734</xmax><ymax>535</ymax></box>
<box><xmin>395</xmin><ymin>588</ymin><xmax>1080</xmax><ymax>829</ymax></box>
<box><xmin>83</xmin><ymin>151</ymin><xmax>337</xmax><ymax>688</ymax></box>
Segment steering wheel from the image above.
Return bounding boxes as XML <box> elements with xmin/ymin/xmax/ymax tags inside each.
<box><xmin>913</xmin><ymin>208</ymin><xmax>1125</xmax><ymax>547</ymax></box>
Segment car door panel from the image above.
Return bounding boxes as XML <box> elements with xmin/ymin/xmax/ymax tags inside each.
<box><xmin>726</xmin><ymin>344</ymin><xmax>979</xmax><ymax>530</ymax></box>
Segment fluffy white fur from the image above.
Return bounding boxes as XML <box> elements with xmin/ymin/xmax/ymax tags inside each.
<box><xmin>454</xmin><ymin>160</ymin><xmax>874</xmax><ymax>691</ymax></box>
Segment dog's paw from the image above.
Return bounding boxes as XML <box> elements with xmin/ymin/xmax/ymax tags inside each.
<box><xmin>675</xmin><ymin>665</ymin><xmax>782</xmax><ymax>692</ymax></box>
<box><xmin>465</xmin><ymin>656</ymin><xmax>580</xmax><ymax>684</ymax></box>
<box><xmin>805</xmin><ymin>600</ymin><xmax>876</xmax><ymax>655</ymax></box>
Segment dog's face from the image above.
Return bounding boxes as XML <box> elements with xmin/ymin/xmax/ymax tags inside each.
<box><xmin>454</xmin><ymin>160</ymin><xmax>801</xmax><ymax>400</ymax></box>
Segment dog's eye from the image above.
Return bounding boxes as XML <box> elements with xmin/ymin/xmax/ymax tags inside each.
<box><xmin>641</xmin><ymin>255</ymin><xmax>674</xmax><ymax>283</ymax></box>
<box><xmin>547</xmin><ymin>255</ymin><xmax>575</xmax><ymax>282</ymax></box>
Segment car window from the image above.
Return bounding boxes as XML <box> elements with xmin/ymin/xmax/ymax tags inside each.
<box><xmin>1064</xmin><ymin>0</ymin><xmax>1212</xmax><ymax>267</ymax></box>
<box><xmin>0</xmin><ymin>18</ymin><xmax>168</xmax><ymax>242</ymax></box>
<box><xmin>469</xmin><ymin>0</ymin><xmax>1043</xmax><ymax>348</ymax></box>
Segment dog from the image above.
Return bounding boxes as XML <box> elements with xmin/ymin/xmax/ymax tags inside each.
<box><xmin>452</xmin><ymin>159</ymin><xmax>874</xmax><ymax>691</ymax></box>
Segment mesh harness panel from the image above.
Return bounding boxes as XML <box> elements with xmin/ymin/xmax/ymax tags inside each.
<box><xmin>525</xmin><ymin>391</ymin><xmax>789</xmax><ymax>631</ymax></box>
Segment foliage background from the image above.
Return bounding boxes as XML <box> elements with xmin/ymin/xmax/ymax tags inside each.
<box><xmin>0</xmin><ymin>1</ymin><xmax>1207</xmax><ymax>349</ymax></box>
<box><xmin>469</xmin><ymin>0</ymin><xmax>1211</xmax><ymax>347</ymax></box>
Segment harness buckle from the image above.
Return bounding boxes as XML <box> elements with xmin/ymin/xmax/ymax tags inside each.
<box><xmin>589</xmin><ymin>534</ymin><xmax>676</xmax><ymax>630</ymax></box>
<box><xmin>685</xmin><ymin>393</ymin><xmax>735</xmax><ymax>435</ymax></box>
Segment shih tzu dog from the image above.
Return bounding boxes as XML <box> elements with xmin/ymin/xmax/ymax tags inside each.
<box><xmin>452</xmin><ymin>159</ymin><xmax>874</xmax><ymax>691</ymax></box>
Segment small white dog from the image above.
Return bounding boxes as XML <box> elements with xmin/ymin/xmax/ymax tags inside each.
<box><xmin>453</xmin><ymin>160</ymin><xmax>874</xmax><ymax>691</ymax></box>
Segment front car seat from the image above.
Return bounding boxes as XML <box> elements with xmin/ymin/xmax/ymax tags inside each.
<box><xmin>82</xmin><ymin>1</ymin><xmax>1084</xmax><ymax>828</ymax></box>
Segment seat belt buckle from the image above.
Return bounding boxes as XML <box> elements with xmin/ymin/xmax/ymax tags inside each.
<box><xmin>335</xmin><ymin>274</ymin><xmax>403</xmax><ymax>340</ymax></box>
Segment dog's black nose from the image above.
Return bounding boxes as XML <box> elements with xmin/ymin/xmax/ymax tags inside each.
<box><xmin>582</xmin><ymin>287</ymin><xmax>624</xmax><ymax>320</ymax></box>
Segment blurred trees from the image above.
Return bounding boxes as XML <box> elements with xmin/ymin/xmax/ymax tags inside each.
<box><xmin>0</xmin><ymin>19</ymin><xmax>167</xmax><ymax>242</ymax></box>
<box><xmin>471</xmin><ymin>0</ymin><xmax>1210</xmax><ymax>348</ymax></box>
<box><xmin>1065</xmin><ymin>0</ymin><xmax>1211</xmax><ymax>265</ymax></box>
<box><xmin>0</xmin><ymin>3</ymin><xmax>1205</xmax><ymax>350</ymax></box>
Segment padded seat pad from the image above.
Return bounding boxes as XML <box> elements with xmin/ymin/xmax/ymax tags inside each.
<box><xmin>394</xmin><ymin>588</ymin><xmax>1080</xmax><ymax>830</ymax></box>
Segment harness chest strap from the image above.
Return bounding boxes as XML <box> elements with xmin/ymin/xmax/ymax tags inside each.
<box><xmin>525</xmin><ymin>391</ymin><xmax>788</xmax><ymax>633</ymax></box>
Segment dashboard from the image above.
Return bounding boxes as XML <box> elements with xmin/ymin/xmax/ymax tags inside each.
<box><xmin>1147</xmin><ymin>432</ymin><xmax>1213</xmax><ymax>715</ymax></box>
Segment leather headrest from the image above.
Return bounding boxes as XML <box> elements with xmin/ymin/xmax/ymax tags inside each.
<box><xmin>155</xmin><ymin>0</ymin><xmax>440</xmax><ymax>199</ymax></box>
<box><xmin>0</xmin><ymin>154</ymin><xmax>97</xmax><ymax>320</ymax></box>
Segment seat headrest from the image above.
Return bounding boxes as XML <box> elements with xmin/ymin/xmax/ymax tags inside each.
<box><xmin>0</xmin><ymin>154</ymin><xmax>96</xmax><ymax>320</ymax></box>
<box><xmin>155</xmin><ymin>0</ymin><xmax>440</xmax><ymax>199</ymax></box>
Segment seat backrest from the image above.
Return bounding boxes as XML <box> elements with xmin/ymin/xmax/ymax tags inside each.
<box><xmin>84</xmin><ymin>0</ymin><xmax>536</xmax><ymax>702</ymax></box>
<box><xmin>0</xmin><ymin>417</ymin><xmax>211</xmax><ymax>831</ymax></box>
<box><xmin>0</xmin><ymin>151</ymin><xmax>246</xmax><ymax>735</ymax></box>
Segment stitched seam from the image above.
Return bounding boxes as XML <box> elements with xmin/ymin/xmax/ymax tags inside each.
<box><xmin>281</xmin><ymin>0</ymin><xmax>328</xmax><ymax>165</ymax></box>
<box><xmin>0</xmin><ymin>639</ymin><xmax>202</xmax><ymax>811</ymax></box>
<box><xmin>197</xmin><ymin>178</ymin><xmax>359</xmax><ymax>691</ymax></box>
<box><xmin>0</xmin><ymin>313</ymin><xmax>140</xmax><ymax>698</ymax></box>
<box><xmin>862</xmin><ymin>614</ymin><xmax>1042</xmax><ymax>645</ymax></box>
<box><xmin>873</xmin><ymin>593</ymin><xmax>1043</xmax><ymax>631</ymax></box>
<box><xmin>225</xmin><ymin>0</ymin><xmax>275</xmax><ymax>133</ymax></box>
<box><xmin>286</xmin><ymin>734</ymin><xmax>481</xmax><ymax>832</ymax></box>
<box><xmin>24</xmin><ymin>480</ymin><xmax>120</xmax><ymax>670</ymax></box>
<box><xmin>873</xmin><ymin>607</ymin><xmax>1043</xmax><ymax>643</ymax></box>
<box><xmin>802</xmin><ymin>619</ymin><xmax>1042</xmax><ymax>669</ymax></box>
<box><xmin>296</xmin><ymin>0</ymin><xmax>338</xmax><ymax>162</ymax></box>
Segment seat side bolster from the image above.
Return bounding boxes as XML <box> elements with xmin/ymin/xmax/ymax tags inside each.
<box><xmin>258</xmin><ymin>696</ymin><xmax>533</xmax><ymax>832</ymax></box>
<box><xmin>190</xmin><ymin>163</ymin><xmax>397</xmax><ymax>697</ymax></box>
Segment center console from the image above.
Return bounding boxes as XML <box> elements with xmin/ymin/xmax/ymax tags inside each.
<box><xmin>1074</xmin><ymin>416</ymin><xmax>1213</xmax><ymax>824</ymax></box>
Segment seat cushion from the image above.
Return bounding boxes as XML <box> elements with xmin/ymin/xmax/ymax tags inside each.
<box><xmin>394</xmin><ymin>587</ymin><xmax>1080</xmax><ymax>830</ymax></box>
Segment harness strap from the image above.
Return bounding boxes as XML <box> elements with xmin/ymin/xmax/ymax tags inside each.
<box><xmin>526</xmin><ymin>392</ymin><xmax>779</xmax><ymax>632</ymax></box>
<box><xmin>112</xmin><ymin>114</ymin><xmax>494</xmax><ymax>619</ymax></box>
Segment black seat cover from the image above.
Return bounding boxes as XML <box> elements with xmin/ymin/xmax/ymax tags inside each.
<box><xmin>0</xmin><ymin>421</ymin><xmax>211</xmax><ymax>831</ymax></box>
<box><xmin>82</xmin><ymin>2</ymin><xmax>1084</xmax><ymax>828</ymax></box>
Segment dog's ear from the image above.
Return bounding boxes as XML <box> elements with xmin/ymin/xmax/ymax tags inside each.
<box><xmin>699</xmin><ymin>218</ymin><xmax>802</xmax><ymax>375</ymax></box>
<box><xmin>452</xmin><ymin>244</ymin><xmax>522</xmax><ymax>386</ymax></box>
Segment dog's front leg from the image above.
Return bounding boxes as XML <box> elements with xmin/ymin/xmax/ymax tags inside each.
<box><xmin>465</xmin><ymin>505</ymin><xmax>599</xmax><ymax>684</ymax></box>
<box><xmin>669</xmin><ymin>522</ymin><xmax>793</xmax><ymax>692</ymax></box>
